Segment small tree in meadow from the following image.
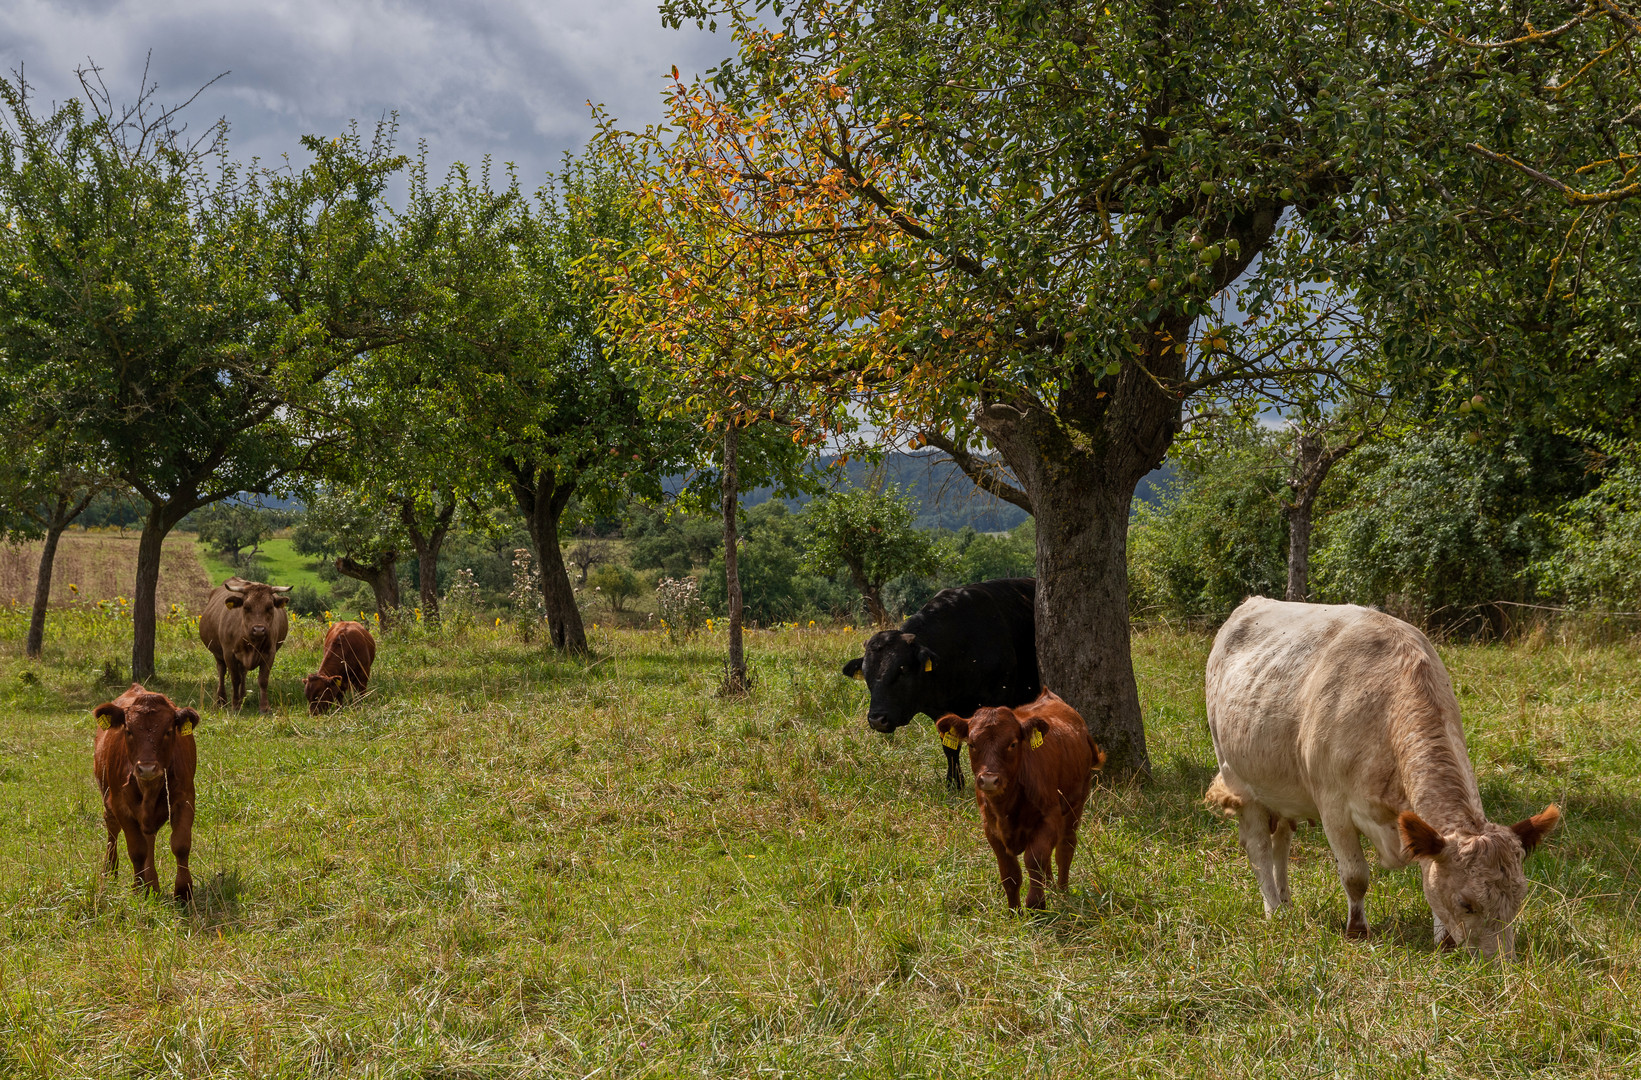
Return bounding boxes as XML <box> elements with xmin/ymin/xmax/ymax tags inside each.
<box><xmin>588</xmin><ymin>563</ymin><xmax>643</xmax><ymax>613</ymax></box>
<box><xmin>802</xmin><ymin>486</ymin><xmax>945</xmax><ymax>626</ymax></box>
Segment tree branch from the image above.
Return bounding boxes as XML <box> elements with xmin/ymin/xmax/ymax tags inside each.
<box><xmin>917</xmin><ymin>431</ymin><xmax>1033</xmax><ymax>513</ymax></box>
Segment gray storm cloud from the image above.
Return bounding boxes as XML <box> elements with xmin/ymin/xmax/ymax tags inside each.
<box><xmin>1</xmin><ymin>0</ymin><xmax>728</xmax><ymax>184</ymax></box>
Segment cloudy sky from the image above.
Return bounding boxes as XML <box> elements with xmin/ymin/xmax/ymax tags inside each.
<box><xmin>1</xmin><ymin>0</ymin><xmax>730</xmax><ymax>188</ymax></box>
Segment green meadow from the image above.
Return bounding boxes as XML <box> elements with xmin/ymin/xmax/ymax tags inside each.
<box><xmin>0</xmin><ymin>609</ymin><xmax>1637</xmax><ymax>1077</ymax></box>
<box><xmin>194</xmin><ymin>538</ymin><xmax>331</xmax><ymax>597</ymax></box>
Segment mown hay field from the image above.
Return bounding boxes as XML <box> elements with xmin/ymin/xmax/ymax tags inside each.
<box><xmin>0</xmin><ymin>610</ymin><xmax>1637</xmax><ymax>1077</ymax></box>
<box><xmin>0</xmin><ymin>533</ymin><xmax>212</xmax><ymax>613</ymax></box>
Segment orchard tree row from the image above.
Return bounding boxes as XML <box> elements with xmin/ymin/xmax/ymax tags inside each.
<box><xmin>6</xmin><ymin>0</ymin><xmax>1640</xmax><ymax>779</ymax></box>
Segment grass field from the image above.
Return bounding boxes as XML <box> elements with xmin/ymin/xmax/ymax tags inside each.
<box><xmin>0</xmin><ymin>532</ymin><xmax>212</xmax><ymax>614</ymax></box>
<box><xmin>194</xmin><ymin>537</ymin><xmax>331</xmax><ymax>596</ymax></box>
<box><xmin>0</xmin><ymin>610</ymin><xmax>1637</xmax><ymax>1077</ymax></box>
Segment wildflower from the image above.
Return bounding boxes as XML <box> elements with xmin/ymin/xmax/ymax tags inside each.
<box><xmin>495</xmin><ymin>617</ymin><xmax>502</xmax><ymax>627</ymax></box>
<box><xmin>69</xmin><ymin>584</ymin><xmax>78</xmax><ymax>593</ymax></box>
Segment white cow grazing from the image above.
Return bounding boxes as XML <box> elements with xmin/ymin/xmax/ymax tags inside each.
<box><xmin>1204</xmin><ymin>597</ymin><xmax>1560</xmax><ymax>959</ymax></box>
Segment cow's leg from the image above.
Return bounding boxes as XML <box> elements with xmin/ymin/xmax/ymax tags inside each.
<box><xmin>103</xmin><ymin>808</ymin><xmax>120</xmax><ymax>872</ymax></box>
<box><xmin>123</xmin><ymin>822</ymin><xmax>157</xmax><ymax>893</ymax></box>
<box><xmin>1271</xmin><ymin>817</ymin><xmax>1294</xmax><ymax>908</ymax></box>
<box><xmin>1022</xmin><ymin>831</ymin><xmax>1055</xmax><ymax>909</ymax></box>
<box><xmin>256</xmin><ymin>661</ymin><xmax>272</xmax><ymax>714</ymax></box>
<box><xmin>1054</xmin><ymin>826</ymin><xmax>1077</xmax><ymax>892</ymax></box>
<box><xmin>170</xmin><ymin>794</ymin><xmax>195</xmax><ymax>903</ymax></box>
<box><xmin>944</xmin><ymin>745</ymin><xmax>962</xmax><ymax>788</ymax></box>
<box><xmin>1236</xmin><ymin>802</ymin><xmax>1286</xmax><ymax>914</ymax></box>
<box><xmin>987</xmin><ymin>835</ymin><xmax>1023</xmax><ymax>910</ymax></box>
<box><xmin>1320</xmin><ymin>812</ymin><xmax>1372</xmax><ymax>939</ymax></box>
<box><xmin>213</xmin><ymin>655</ymin><xmax>228</xmax><ymax>706</ymax></box>
<box><xmin>229</xmin><ymin>663</ymin><xmax>247</xmax><ymax>711</ymax></box>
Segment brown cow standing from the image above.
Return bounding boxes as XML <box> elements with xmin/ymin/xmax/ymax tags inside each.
<box><xmin>303</xmin><ymin>620</ymin><xmax>376</xmax><ymax>714</ymax></box>
<box><xmin>198</xmin><ymin>576</ymin><xmax>291</xmax><ymax>712</ymax></box>
<box><xmin>937</xmin><ymin>690</ymin><xmax>1105</xmax><ymax>909</ymax></box>
<box><xmin>93</xmin><ymin>684</ymin><xmax>201</xmax><ymax>901</ymax></box>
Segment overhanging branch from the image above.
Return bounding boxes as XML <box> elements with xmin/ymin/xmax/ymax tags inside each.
<box><xmin>918</xmin><ymin>430</ymin><xmax>1033</xmax><ymax>514</ymax></box>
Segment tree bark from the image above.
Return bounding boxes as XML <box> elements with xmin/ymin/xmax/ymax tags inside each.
<box><xmin>506</xmin><ymin>459</ymin><xmax>588</xmax><ymax>654</ymax></box>
<box><xmin>26</xmin><ymin>524</ymin><xmax>65</xmax><ymax>659</ymax></box>
<box><xmin>972</xmin><ymin>346</ymin><xmax>1186</xmax><ymax>780</ymax></box>
<box><xmin>400</xmin><ymin>497</ymin><xmax>456</xmax><ymax>625</ymax></box>
<box><xmin>335</xmin><ymin>556</ymin><xmax>401</xmax><ymax>627</ymax></box>
<box><xmin>131</xmin><ymin>501</ymin><xmax>192</xmax><ymax>682</ymax></box>
<box><xmin>721</xmin><ymin>423</ymin><xmax>748</xmax><ymax>693</ymax></box>
<box><xmin>843</xmin><ymin>559</ymin><xmax>891</xmax><ymax>627</ymax></box>
<box><xmin>24</xmin><ymin>488</ymin><xmax>98</xmax><ymax>658</ymax></box>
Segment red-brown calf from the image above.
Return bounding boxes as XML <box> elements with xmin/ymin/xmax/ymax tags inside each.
<box><xmin>937</xmin><ymin>690</ymin><xmax>1105</xmax><ymax>909</ymax></box>
<box><xmin>303</xmin><ymin>620</ymin><xmax>376</xmax><ymax>715</ymax></box>
<box><xmin>92</xmin><ymin>683</ymin><xmax>200</xmax><ymax>901</ymax></box>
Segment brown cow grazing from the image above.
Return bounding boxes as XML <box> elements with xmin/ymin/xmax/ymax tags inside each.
<box><xmin>303</xmin><ymin>620</ymin><xmax>376</xmax><ymax>714</ymax></box>
<box><xmin>1205</xmin><ymin>597</ymin><xmax>1561</xmax><ymax>958</ymax></box>
<box><xmin>198</xmin><ymin>576</ymin><xmax>291</xmax><ymax>712</ymax></box>
<box><xmin>936</xmin><ymin>690</ymin><xmax>1105</xmax><ymax>910</ymax></box>
<box><xmin>93</xmin><ymin>683</ymin><xmax>201</xmax><ymax>902</ymax></box>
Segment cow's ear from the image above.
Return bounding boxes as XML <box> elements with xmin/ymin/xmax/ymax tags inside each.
<box><xmin>331</xmin><ymin>675</ymin><xmax>343</xmax><ymax>688</ymax></box>
<box><xmin>272</xmin><ymin>595</ymin><xmax>288</xmax><ymax>608</ymax></box>
<box><xmin>1018</xmin><ymin>714</ymin><xmax>1048</xmax><ymax>746</ymax></box>
<box><xmin>93</xmin><ymin>703</ymin><xmax>125</xmax><ymax>729</ymax></box>
<box><xmin>935</xmin><ymin>714</ymin><xmax>969</xmax><ymax>742</ymax></box>
<box><xmin>1399</xmin><ymin>811</ymin><xmax>1447</xmax><ymax>860</ymax></box>
<box><xmin>841</xmin><ymin>658</ymin><xmax>864</xmax><ymax>681</ymax></box>
<box><xmin>173</xmin><ymin>707</ymin><xmax>200</xmax><ymax>735</ymax></box>
<box><xmin>917</xmin><ymin>645</ymin><xmax>940</xmax><ymax>673</ymax></box>
<box><xmin>223</xmin><ymin>595</ymin><xmax>243</xmax><ymax>609</ymax></box>
<box><xmin>1511</xmin><ymin>804</ymin><xmax>1561</xmax><ymax>856</ymax></box>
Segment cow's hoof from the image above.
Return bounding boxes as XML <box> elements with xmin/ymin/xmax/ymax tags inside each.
<box><xmin>1344</xmin><ymin>924</ymin><xmax>1372</xmax><ymax>941</ymax></box>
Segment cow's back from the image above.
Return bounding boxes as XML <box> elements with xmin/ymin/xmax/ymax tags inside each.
<box><xmin>323</xmin><ymin>621</ymin><xmax>375</xmax><ymax>679</ymax></box>
<box><xmin>1017</xmin><ymin>692</ymin><xmax>1095</xmax><ymax>812</ymax></box>
<box><xmin>905</xmin><ymin>578</ymin><xmax>1039</xmax><ymax>709</ymax></box>
<box><xmin>1207</xmin><ymin>597</ymin><xmax>1477</xmax><ymax>831</ymax></box>
<box><xmin>198</xmin><ymin>586</ymin><xmax>231</xmax><ymax>656</ymax></box>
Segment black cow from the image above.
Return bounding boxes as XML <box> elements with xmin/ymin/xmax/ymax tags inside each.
<box><xmin>842</xmin><ymin>578</ymin><xmax>1040</xmax><ymax>786</ymax></box>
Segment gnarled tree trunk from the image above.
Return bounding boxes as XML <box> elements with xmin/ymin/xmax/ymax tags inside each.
<box><xmin>131</xmin><ymin>499</ymin><xmax>195</xmax><ymax>681</ymax></box>
<box><xmin>506</xmin><ymin>458</ymin><xmax>587</xmax><ymax>654</ymax></box>
<box><xmin>399</xmin><ymin>497</ymin><xmax>456</xmax><ymax>625</ymax></box>
<box><xmin>335</xmin><ymin>555</ymin><xmax>401</xmax><ymax>627</ymax></box>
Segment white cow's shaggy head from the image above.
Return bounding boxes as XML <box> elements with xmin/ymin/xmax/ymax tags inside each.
<box><xmin>1400</xmin><ymin>805</ymin><xmax>1560</xmax><ymax>960</ymax></box>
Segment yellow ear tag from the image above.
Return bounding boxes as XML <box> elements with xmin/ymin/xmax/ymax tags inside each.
<box><xmin>941</xmin><ymin>730</ymin><xmax>963</xmax><ymax>751</ymax></box>
<box><xmin>1030</xmin><ymin>730</ymin><xmax>1044</xmax><ymax>750</ymax></box>
<box><xmin>852</xmin><ymin>670</ymin><xmax>865</xmax><ymax>681</ymax></box>
<box><xmin>96</xmin><ymin>715</ymin><xmax>111</xmax><ymax>730</ymax></box>
<box><xmin>179</xmin><ymin>722</ymin><xmax>194</xmax><ymax>737</ymax></box>
<box><xmin>923</xmin><ymin>659</ymin><xmax>933</xmax><ymax>672</ymax></box>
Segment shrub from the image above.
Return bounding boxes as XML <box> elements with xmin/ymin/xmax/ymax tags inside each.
<box><xmin>588</xmin><ymin>563</ymin><xmax>644</xmax><ymax>613</ymax></box>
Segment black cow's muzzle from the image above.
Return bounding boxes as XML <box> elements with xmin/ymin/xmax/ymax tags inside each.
<box><xmin>866</xmin><ymin>714</ymin><xmax>902</xmax><ymax>734</ymax></box>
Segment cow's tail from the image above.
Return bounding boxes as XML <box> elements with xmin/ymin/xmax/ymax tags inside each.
<box><xmin>1203</xmin><ymin>770</ymin><xmax>1243</xmax><ymax>818</ymax></box>
<box><xmin>1084</xmin><ymin>729</ymin><xmax>1108</xmax><ymax>773</ymax></box>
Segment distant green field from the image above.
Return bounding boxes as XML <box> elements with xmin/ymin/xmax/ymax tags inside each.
<box><xmin>194</xmin><ymin>537</ymin><xmax>330</xmax><ymax>595</ymax></box>
<box><xmin>1</xmin><ymin>612</ymin><xmax>1635</xmax><ymax>1076</ymax></box>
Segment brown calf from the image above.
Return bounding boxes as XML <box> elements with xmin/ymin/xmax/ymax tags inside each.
<box><xmin>937</xmin><ymin>690</ymin><xmax>1105</xmax><ymax>909</ymax></box>
<box><xmin>92</xmin><ymin>683</ymin><xmax>200</xmax><ymax>902</ymax></box>
<box><xmin>303</xmin><ymin>620</ymin><xmax>376</xmax><ymax>715</ymax></box>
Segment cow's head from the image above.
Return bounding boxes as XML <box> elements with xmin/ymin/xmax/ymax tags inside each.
<box><xmin>223</xmin><ymin>579</ymin><xmax>290</xmax><ymax>642</ymax></box>
<box><xmin>842</xmin><ymin>630</ymin><xmax>940</xmax><ymax>733</ymax></box>
<box><xmin>94</xmin><ymin>687</ymin><xmax>199</xmax><ymax>789</ymax></box>
<box><xmin>1400</xmin><ymin>805</ymin><xmax>1561</xmax><ymax>960</ymax></box>
<box><xmin>303</xmin><ymin>673</ymin><xmax>344</xmax><ymax>715</ymax></box>
<box><xmin>936</xmin><ymin>706</ymin><xmax>1039</xmax><ymax>795</ymax></box>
